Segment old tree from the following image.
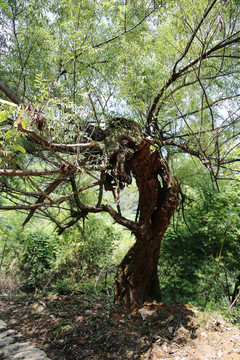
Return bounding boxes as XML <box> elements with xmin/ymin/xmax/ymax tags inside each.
<box><xmin>0</xmin><ymin>0</ymin><xmax>240</xmax><ymax>306</ymax></box>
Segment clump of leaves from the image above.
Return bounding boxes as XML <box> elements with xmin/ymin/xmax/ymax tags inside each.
<box><xmin>54</xmin><ymin>216</ymin><xmax>117</xmax><ymax>286</ymax></box>
<box><xmin>19</xmin><ymin>231</ymin><xmax>56</xmax><ymax>291</ymax></box>
<box><xmin>159</xmin><ymin>180</ymin><xmax>240</xmax><ymax>310</ymax></box>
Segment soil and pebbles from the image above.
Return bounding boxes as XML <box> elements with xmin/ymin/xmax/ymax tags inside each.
<box><xmin>0</xmin><ymin>318</ymin><xmax>51</xmax><ymax>359</ymax></box>
<box><xmin>0</xmin><ymin>294</ymin><xmax>240</xmax><ymax>360</ymax></box>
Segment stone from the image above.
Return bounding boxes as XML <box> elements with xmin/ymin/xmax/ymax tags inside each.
<box><xmin>168</xmin><ymin>326</ymin><xmax>174</xmax><ymax>333</ymax></box>
<box><xmin>0</xmin><ymin>320</ymin><xmax>7</xmax><ymax>331</ymax></box>
<box><xmin>175</xmin><ymin>326</ymin><xmax>190</xmax><ymax>339</ymax></box>
<box><xmin>0</xmin><ymin>336</ymin><xmax>14</xmax><ymax>347</ymax></box>
<box><xmin>2</xmin><ymin>342</ymin><xmax>33</xmax><ymax>356</ymax></box>
<box><xmin>138</xmin><ymin>308</ymin><xmax>155</xmax><ymax>321</ymax></box>
<box><xmin>0</xmin><ymin>329</ymin><xmax>15</xmax><ymax>339</ymax></box>
<box><xmin>10</xmin><ymin>348</ymin><xmax>48</xmax><ymax>359</ymax></box>
<box><xmin>0</xmin><ymin>318</ymin><xmax>51</xmax><ymax>359</ymax></box>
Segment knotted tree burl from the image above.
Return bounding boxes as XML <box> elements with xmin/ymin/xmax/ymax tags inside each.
<box><xmin>91</xmin><ymin>118</ymin><xmax>180</xmax><ymax>305</ymax></box>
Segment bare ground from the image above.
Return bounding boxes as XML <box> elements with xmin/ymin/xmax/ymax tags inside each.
<box><xmin>0</xmin><ymin>293</ymin><xmax>240</xmax><ymax>360</ymax></box>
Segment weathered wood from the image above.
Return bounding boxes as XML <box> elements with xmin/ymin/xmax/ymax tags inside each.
<box><xmin>114</xmin><ymin>139</ymin><xmax>180</xmax><ymax>306</ymax></box>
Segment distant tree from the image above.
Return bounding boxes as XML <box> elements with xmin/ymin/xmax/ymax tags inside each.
<box><xmin>0</xmin><ymin>0</ymin><xmax>240</xmax><ymax>306</ymax></box>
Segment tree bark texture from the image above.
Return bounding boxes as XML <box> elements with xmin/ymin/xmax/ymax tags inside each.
<box><xmin>114</xmin><ymin>141</ymin><xmax>180</xmax><ymax>306</ymax></box>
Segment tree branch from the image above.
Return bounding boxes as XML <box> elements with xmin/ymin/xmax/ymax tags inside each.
<box><xmin>101</xmin><ymin>204</ymin><xmax>139</xmax><ymax>234</ymax></box>
<box><xmin>0</xmin><ymin>203</ymin><xmax>46</xmax><ymax>211</ymax></box>
<box><xmin>172</xmin><ymin>0</ymin><xmax>218</xmax><ymax>74</ymax></box>
<box><xmin>147</xmin><ymin>30</ymin><xmax>240</xmax><ymax>125</ymax></box>
<box><xmin>0</xmin><ymin>169</ymin><xmax>62</xmax><ymax>176</ymax></box>
<box><xmin>164</xmin><ymin>139</ymin><xmax>202</xmax><ymax>159</ymax></box>
<box><xmin>21</xmin><ymin>173</ymin><xmax>76</xmax><ymax>226</ymax></box>
<box><xmin>50</xmin><ymin>141</ymin><xmax>98</xmax><ymax>149</ymax></box>
<box><xmin>0</xmin><ymin>79</ymin><xmax>22</xmax><ymax>104</ymax></box>
<box><xmin>0</xmin><ymin>182</ymin><xmax>41</xmax><ymax>197</ymax></box>
<box><xmin>77</xmin><ymin>5</ymin><xmax>161</xmax><ymax>55</ymax></box>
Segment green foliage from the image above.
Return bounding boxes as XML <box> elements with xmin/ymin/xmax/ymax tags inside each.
<box><xmin>0</xmin><ymin>0</ymin><xmax>240</xmax><ymax>309</ymax></box>
<box><xmin>159</xmin><ymin>179</ymin><xmax>240</xmax><ymax>308</ymax></box>
<box><xmin>54</xmin><ymin>278</ymin><xmax>72</xmax><ymax>295</ymax></box>
<box><xmin>53</xmin><ymin>215</ymin><xmax>120</xmax><ymax>293</ymax></box>
<box><xmin>0</xmin><ymin>213</ymin><xmax>25</xmax><ymax>272</ymax></box>
<box><xmin>40</xmin><ymin>214</ymin><xmax>134</xmax><ymax>295</ymax></box>
<box><xmin>19</xmin><ymin>231</ymin><xmax>57</xmax><ymax>290</ymax></box>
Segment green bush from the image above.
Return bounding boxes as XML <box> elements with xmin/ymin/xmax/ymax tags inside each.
<box><xmin>158</xmin><ymin>181</ymin><xmax>240</xmax><ymax>309</ymax></box>
<box><xmin>54</xmin><ymin>216</ymin><xmax>119</xmax><ymax>290</ymax></box>
<box><xmin>19</xmin><ymin>231</ymin><xmax>56</xmax><ymax>290</ymax></box>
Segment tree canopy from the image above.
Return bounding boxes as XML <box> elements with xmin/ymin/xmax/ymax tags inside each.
<box><xmin>0</xmin><ymin>0</ymin><xmax>240</xmax><ymax>305</ymax></box>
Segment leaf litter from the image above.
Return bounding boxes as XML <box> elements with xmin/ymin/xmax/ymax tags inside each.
<box><xmin>0</xmin><ymin>294</ymin><xmax>239</xmax><ymax>360</ymax></box>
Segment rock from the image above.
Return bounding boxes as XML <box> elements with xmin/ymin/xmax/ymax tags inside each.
<box><xmin>0</xmin><ymin>320</ymin><xmax>7</xmax><ymax>331</ymax></box>
<box><xmin>162</xmin><ymin>342</ymin><xmax>170</xmax><ymax>353</ymax></box>
<box><xmin>198</xmin><ymin>330</ymin><xmax>208</xmax><ymax>339</ymax></box>
<box><xmin>85</xmin><ymin>309</ymin><xmax>94</xmax><ymax>316</ymax></box>
<box><xmin>0</xmin><ymin>336</ymin><xmax>14</xmax><ymax>347</ymax></box>
<box><xmin>232</xmin><ymin>349</ymin><xmax>240</xmax><ymax>354</ymax></box>
<box><xmin>138</xmin><ymin>308</ymin><xmax>155</xmax><ymax>321</ymax></box>
<box><xmin>36</xmin><ymin>306</ymin><xmax>45</xmax><ymax>313</ymax></box>
<box><xmin>168</xmin><ymin>326</ymin><xmax>174</xmax><ymax>334</ymax></box>
<box><xmin>32</xmin><ymin>304</ymin><xmax>45</xmax><ymax>313</ymax></box>
<box><xmin>0</xmin><ymin>323</ymin><xmax>52</xmax><ymax>360</ymax></box>
<box><xmin>1</xmin><ymin>342</ymin><xmax>33</xmax><ymax>356</ymax></box>
<box><xmin>7</xmin><ymin>348</ymin><xmax>47</xmax><ymax>359</ymax></box>
<box><xmin>0</xmin><ymin>330</ymin><xmax>16</xmax><ymax>339</ymax></box>
<box><xmin>175</xmin><ymin>326</ymin><xmax>190</xmax><ymax>340</ymax></box>
<box><xmin>211</xmin><ymin>332</ymin><xmax>221</xmax><ymax>342</ymax></box>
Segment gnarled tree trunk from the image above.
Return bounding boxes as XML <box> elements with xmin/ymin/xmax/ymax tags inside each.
<box><xmin>114</xmin><ymin>142</ymin><xmax>180</xmax><ymax>306</ymax></box>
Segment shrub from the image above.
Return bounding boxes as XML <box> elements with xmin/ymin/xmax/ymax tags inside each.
<box><xmin>19</xmin><ymin>231</ymin><xmax>56</xmax><ymax>291</ymax></box>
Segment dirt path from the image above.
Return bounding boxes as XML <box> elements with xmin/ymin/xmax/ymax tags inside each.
<box><xmin>0</xmin><ymin>295</ymin><xmax>239</xmax><ymax>360</ymax></box>
<box><xmin>0</xmin><ymin>319</ymin><xmax>51</xmax><ymax>359</ymax></box>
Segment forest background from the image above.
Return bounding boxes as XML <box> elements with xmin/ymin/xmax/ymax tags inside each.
<box><xmin>0</xmin><ymin>0</ymin><xmax>239</xmax><ymax>315</ymax></box>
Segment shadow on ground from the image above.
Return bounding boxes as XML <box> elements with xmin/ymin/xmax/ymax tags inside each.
<box><xmin>0</xmin><ymin>294</ymin><xmax>199</xmax><ymax>360</ymax></box>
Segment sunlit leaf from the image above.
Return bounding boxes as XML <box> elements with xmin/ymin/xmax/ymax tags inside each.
<box><xmin>11</xmin><ymin>144</ymin><xmax>26</xmax><ymax>153</ymax></box>
<box><xmin>0</xmin><ymin>110</ymin><xmax>8</xmax><ymax>123</ymax></box>
<box><xmin>0</xmin><ymin>99</ymin><xmax>18</xmax><ymax>108</ymax></box>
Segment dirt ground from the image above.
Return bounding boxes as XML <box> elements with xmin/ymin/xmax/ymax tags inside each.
<box><xmin>0</xmin><ymin>293</ymin><xmax>240</xmax><ymax>360</ymax></box>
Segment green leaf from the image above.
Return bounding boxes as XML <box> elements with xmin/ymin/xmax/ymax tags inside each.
<box><xmin>0</xmin><ymin>99</ymin><xmax>18</xmax><ymax>108</ymax></box>
<box><xmin>0</xmin><ymin>110</ymin><xmax>8</xmax><ymax>123</ymax></box>
<box><xmin>11</xmin><ymin>144</ymin><xmax>26</xmax><ymax>153</ymax></box>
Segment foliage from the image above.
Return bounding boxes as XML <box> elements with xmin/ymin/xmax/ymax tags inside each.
<box><xmin>53</xmin><ymin>216</ymin><xmax>112</xmax><ymax>289</ymax></box>
<box><xmin>0</xmin><ymin>0</ymin><xmax>240</xmax><ymax>306</ymax></box>
<box><xmin>0</xmin><ymin>213</ymin><xmax>24</xmax><ymax>273</ymax></box>
<box><xmin>19</xmin><ymin>231</ymin><xmax>57</xmax><ymax>290</ymax></box>
<box><xmin>159</xmin><ymin>178</ymin><xmax>240</xmax><ymax>308</ymax></box>
<box><xmin>52</xmin><ymin>215</ymin><xmax>135</xmax><ymax>295</ymax></box>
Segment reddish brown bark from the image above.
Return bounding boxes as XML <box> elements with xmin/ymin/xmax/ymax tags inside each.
<box><xmin>114</xmin><ymin>142</ymin><xmax>180</xmax><ymax>306</ymax></box>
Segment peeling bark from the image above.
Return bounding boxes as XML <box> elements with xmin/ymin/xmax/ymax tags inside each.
<box><xmin>114</xmin><ymin>140</ymin><xmax>180</xmax><ymax>306</ymax></box>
